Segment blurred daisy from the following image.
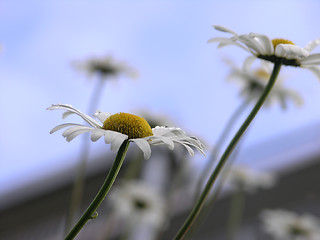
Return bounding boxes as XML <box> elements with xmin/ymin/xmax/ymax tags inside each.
<box><xmin>73</xmin><ymin>54</ymin><xmax>138</xmax><ymax>80</ymax></box>
<box><xmin>110</xmin><ymin>180</ymin><xmax>166</xmax><ymax>229</ymax></box>
<box><xmin>208</xmin><ymin>25</ymin><xmax>320</xmax><ymax>80</ymax></box>
<box><xmin>226</xmin><ymin>59</ymin><xmax>303</xmax><ymax>109</ymax></box>
<box><xmin>225</xmin><ymin>164</ymin><xmax>276</xmax><ymax>192</ymax></box>
<box><xmin>261</xmin><ymin>209</ymin><xmax>320</xmax><ymax>240</ymax></box>
<box><xmin>47</xmin><ymin>104</ymin><xmax>205</xmax><ymax>159</ymax></box>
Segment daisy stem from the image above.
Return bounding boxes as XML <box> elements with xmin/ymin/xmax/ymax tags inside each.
<box><xmin>65</xmin><ymin>140</ymin><xmax>130</xmax><ymax>240</ymax></box>
<box><xmin>174</xmin><ymin>62</ymin><xmax>282</xmax><ymax>240</ymax></box>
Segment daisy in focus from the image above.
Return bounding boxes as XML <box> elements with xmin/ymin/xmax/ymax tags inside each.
<box><xmin>208</xmin><ymin>25</ymin><xmax>320</xmax><ymax>79</ymax></box>
<box><xmin>226</xmin><ymin>59</ymin><xmax>303</xmax><ymax>109</ymax></box>
<box><xmin>47</xmin><ymin>104</ymin><xmax>205</xmax><ymax>160</ymax></box>
<box><xmin>261</xmin><ymin>209</ymin><xmax>320</xmax><ymax>240</ymax></box>
<box><xmin>73</xmin><ymin>54</ymin><xmax>138</xmax><ymax>80</ymax></box>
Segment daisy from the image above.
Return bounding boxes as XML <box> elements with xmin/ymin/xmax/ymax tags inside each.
<box><xmin>225</xmin><ymin>164</ymin><xmax>277</xmax><ymax>193</ymax></box>
<box><xmin>73</xmin><ymin>55</ymin><xmax>138</xmax><ymax>80</ymax></box>
<box><xmin>261</xmin><ymin>209</ymin><xmax>320</xmax><ymax>240</ymax></box>
<box><xmin>47</xmin><ymin>104</ymin><xmax>205</xmax><ymax>160</ymax></box>
<box><xmin>110</xmin><ymin>180</ymin><xmax>166</xmax><ymax>230</ymax></box>
<box><xmin>226</xmin><ymin>59</ymin><xmax>303</xmax><ymax>108</ymax></box>
<box><xmin>208</xmin><ymin>25</ymin><xmax>320</xmax><ymax>79</ymax></box>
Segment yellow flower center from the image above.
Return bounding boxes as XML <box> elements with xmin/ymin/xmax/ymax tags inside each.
<box><xmin>254</xmin><ymin>68</ymin><xmax>270</xmax><ymax>80</ymax></box>
<box><xmin>272</xmin><ymin>38</ymin><xmax>295</xmax><ymax>50</ymax></box>
<box><xmin>102</xmin><ymin>112</ymin><xmax>153</xmax><ymax>139</ymax></box>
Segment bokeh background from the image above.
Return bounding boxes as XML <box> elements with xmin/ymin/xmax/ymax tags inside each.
<box><xmin>1</xmin><ymin>1</ymin><xmax>320</xmax><ymax>239</ymax></box>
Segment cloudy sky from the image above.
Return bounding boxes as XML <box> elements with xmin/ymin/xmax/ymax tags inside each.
<box><xmin>1</xmin><ymin>0</ymin><xmax>320</xmax><ymax>195</ymax></box>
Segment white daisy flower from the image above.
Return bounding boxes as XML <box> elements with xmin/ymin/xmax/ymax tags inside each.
<box><xmin>47</xmin><ymin>104</ymin><xmax>205</xmax><ymax>160</ymax></box>
<box><xmin>73</xmin><ymin>54</ymin><xmax>138</xmax><ymax>80</ymax></box>
<box><xmin>261</xmin><ymin>209</ymin><xmax>320</xmax><ymax>240</ymax></box>
<box><xmin>208</xmin><ymin>25</ymin><xmax>320</xmax><ymax>80</ymax></box>
<box><xmin>110</xmin><ymin>180</ymin><xmax>166</xmax><ymax>229</ymax></box>
<box><xmin>225</xmin><ymin>164</ymin><xmax>277</xmax><ymax>193</ymax></box>
<box><xmin>226</xmin><ymin>58</ymin><xmax>303</xmax><ymax>108</ymax></box>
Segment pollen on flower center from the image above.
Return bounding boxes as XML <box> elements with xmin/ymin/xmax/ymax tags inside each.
<box><xmin>102</xmin><ymin>112</ymin><xmax>153</xmax><ymax>139</ymax></box>
<box><xmin>272</xmin><ymin>38</ymin><xmax>295</xmax><ymax>49</ymax></box>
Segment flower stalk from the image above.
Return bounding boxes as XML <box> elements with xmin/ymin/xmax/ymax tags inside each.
<box><xmin>174</xmin><ymin>62</ymin><xmax>282</xmax><ymax>240</ymax></box>
<box><xmin>65</xmin><ymin>140</ymin><xmax>130</xmax><ymax>240</ymax></box>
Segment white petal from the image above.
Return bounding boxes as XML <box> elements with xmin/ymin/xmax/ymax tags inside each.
<box><xmin>275</xmin><ymin>44</ymin><xmax>309</xmax><ymax>60</ymax></box>
<box><xmin>149</xmin><ymin>135</ymin><xmax>174</xmax><ymax>150</ymax></box>
<box><xmin>304</xmin><ymin>38</ymin><xmax>320</xmax><ymax>52</ymax></box>
<box><xmin>300</xmin><ymin>53</ymin><xmax>320</xmax><ymax>65</ymax></box>
<box><xmin>208</xmin><ymin>37</ymin><xmax>253</xmax><ymax>54</ymax></box>
<box><xmin>213</xmin><ymin>25</ymin><xmax>238</xmax><ymax>35</ymax></box>
<box><xmin>180</xmin><ymin>143</ymin><xmax>195</xmax><ymax>156</ymax></box>
<box><xmin>249</xmin><ymin>33</ymin><xmax>274</xmax><ymax>55</ymax></box>
<box><xmin>104</xmin><ymin>131</ymin><xmax>128</xmax><ymax>152</ymax></box>
<box><xmin>110</xmin><ymin>135</ymin><xmax>127</xmax><ymax>152</ymax></box>
<box><xmin>62</xmin><ymin>111</ymin><xmax>75</xmax><ymax>119</ymax></box>
<box><xmin>238</xmin><ymin>35</ymin><xmax>265</xmax><ymax>55</ymax></box>
<box><xmin>62</xmin><ymin>126</ymin><xmax>92</xmax><ymax>138</ymax></box>
<box><xmin>93</xmin><ymin>110</ymin><xmax>112</xmax><ymax>124</ymax></box>
<box><xmin>90</xmin><ymin>129</ymin><xmax>105</xmax><ymax>142</ymax></box>
<box><xmin>50</xmin><ymin>123</ymin><xmax>84</xmax><ymax>134</ymax></box>
<box><xmin>47</xmin><ymin>104</ymin><xmax>101</xmax><ymax>128</ymax></box>
<box><xmin>131</xmin><ymin>138</ymin><xmax>152</xmax><ymax>159</ymax></box>
<box><xmin>65</xmin><ymin>128</ymin><xmax>92</xmax><ymax>142</ymax></box>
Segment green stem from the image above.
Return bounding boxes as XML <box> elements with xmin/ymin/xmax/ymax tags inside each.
<box><xmin>174</xmin><ymin>62</ymin><xmax>282</xmax><ymax>240</ymax></box>
<box><xmin>65</xmin><ymin>140</ymin><xmax>130</xmax><ymax>240</ymax></box>
<box><xmin>195</xmin><ymin>100</ymin><xmax>249</xmax><ymax>199</ymax></box>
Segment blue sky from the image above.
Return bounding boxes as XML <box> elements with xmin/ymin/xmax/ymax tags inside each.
<box><xmin>1</xmin><ymin>0</ymin><xmax>320</xmax><ymax>195</ymax></box>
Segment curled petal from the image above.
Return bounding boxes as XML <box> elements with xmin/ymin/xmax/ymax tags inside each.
<box><xmin>91</xmin><ymin>129</ymin><xmax>105</xmax><ymax>142</ymax></box>
<box><xmin>104</xmin><ymin>131</ymin><xmax>128</xmax><ymax>152</ymax></box>
<box><xmin>64</xmin><ymin>127</ymin><xmax>92</xmax><ymax>142</ymax></box>
<box><xmin>47</xmin><ymin>104</ymin><xmax>101</xmax><ymax>128</ymax></box>
<box><xmin>131</xmin><ymin>138</ymin><xmax>152</xmax><ymax>159</ymax></box>
<box><xmin>50</xmin><ymin>123</ymin><xmax>83</xmax><ymax>134</ymax></box>
<box><xmin>249</xmin><ymin>33</ymin><xmax>274</xmax><ymax>55</ymax></box>
<box><xmin>149</xmin><ymin>135</ymin><xmax>175</xmax><ymax>150</ymax></box>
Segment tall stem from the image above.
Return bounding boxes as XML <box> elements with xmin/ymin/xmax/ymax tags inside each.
<box><xmin>65</xmin><ymin>140</ymin><xmax>130</xmax><ymax>240</ymax></box>
<box><xmin>174</xmin><ymin>63</ymin><xmax>282</xmax><ymax>240</ymax></box>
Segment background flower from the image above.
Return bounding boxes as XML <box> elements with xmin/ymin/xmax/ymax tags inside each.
<box><xmin>226</xmin><ymin>58</ymin><xmax>303</xmax><ymax>109</ymax></box>
<box><xmin>225</xmin><ymin>164</ymin><xmax>277</xmax><ymax>193</ymax></box>
<box><xmin>260</xmin><ymin>209</ymin><xmax>320</xmax><ymax>240</ymax></box>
